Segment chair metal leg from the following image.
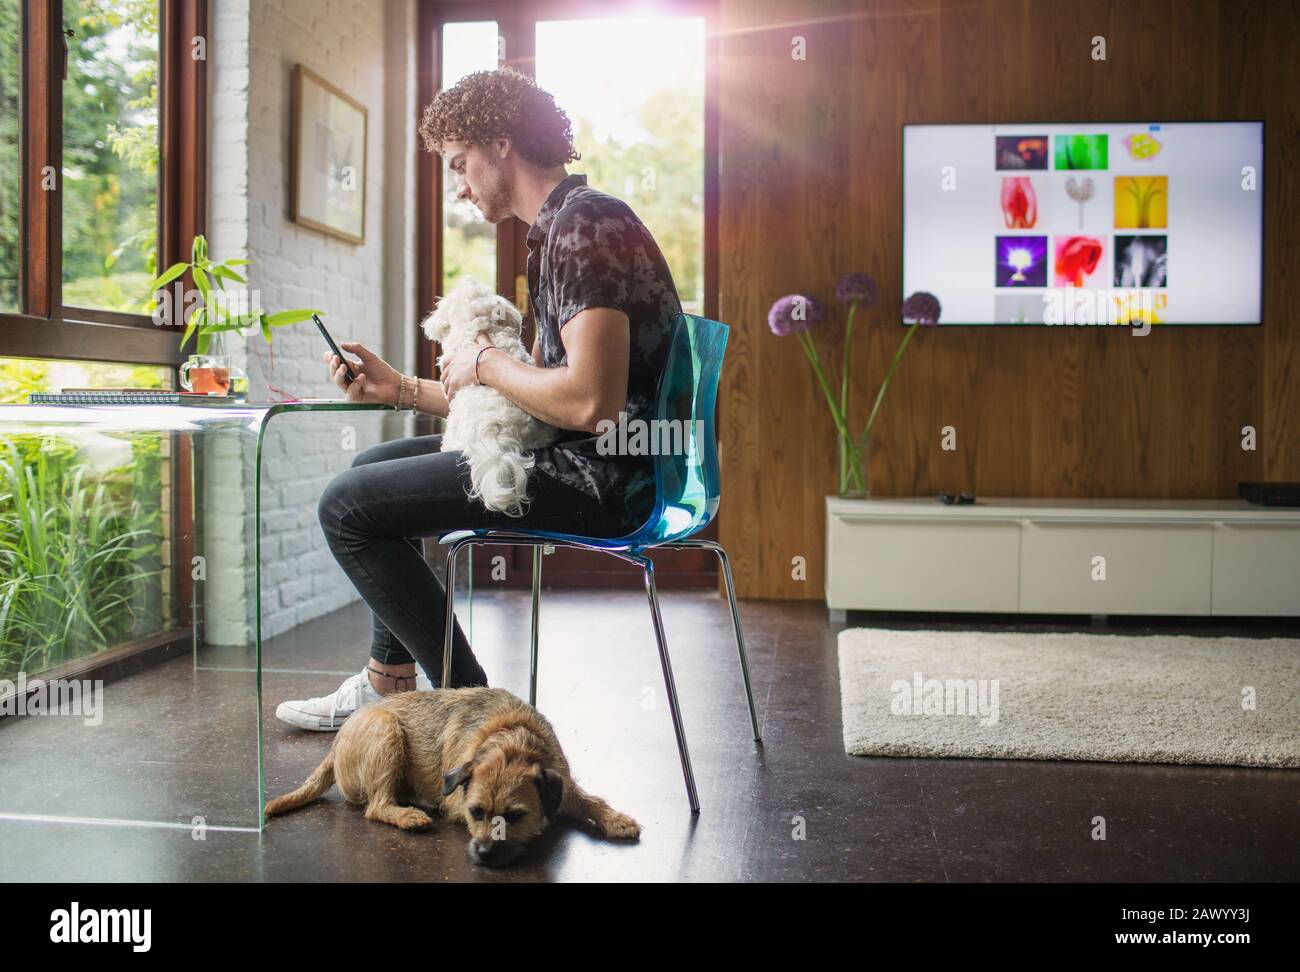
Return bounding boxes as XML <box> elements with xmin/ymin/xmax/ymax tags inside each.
<box><xmin>529</xmin><ymin>545</ymin><xmax>542</xmax><ymax>706</ymax></box>
<box><xmin>710</xmin><ymin>544</ymin><xmax>762</xmax><ymax>741</ymax></box>
<box><xmin>437</xmin><ymin>533</ymin><xmax>726</xmax><ymax>813</ymax></box>
<box><xmin>655</xmin><ymin>538</ymin><xmax>761</xmax><ymax>742</ymax></box>
<box><xmin>442</xmin><ymin>537</ymin><xmax>477</xmax><ymax>688</ymax></box>
<box><xmin>640</xmin><ymin>556</ymin><xmax>700</xmax><ymax>814</ymax></box>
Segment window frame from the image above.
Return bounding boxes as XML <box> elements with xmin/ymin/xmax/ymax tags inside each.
<box><xmin>1</xmin><ymin>0</ymin><xmax>209</xmax><ymax>676</ymax></box>
<box><xmin>416</xmin><ymin>0</ymin><xmax>721</xmax><ymax>589</ymax></box>
<box><xmin>417</xmin><ymin>0</ymin><xmax>718</xmax><ymax>384</ymax></box>
<box><xmin>1</xmin><ymin>0</ymin><xmax>208</xmax><ymax>368</ymax></box>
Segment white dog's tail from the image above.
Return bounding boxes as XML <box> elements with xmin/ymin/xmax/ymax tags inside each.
<box><xmin>461</xmin><ymin>434</ymin><xmax>536</xmax><ymax>518</ymax></box>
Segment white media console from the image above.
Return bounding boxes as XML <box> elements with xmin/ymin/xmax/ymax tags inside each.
<box><xmin>825</xmin><ymin>497</ymin><xmax>1300</xmax><ymax>620</ymax></box>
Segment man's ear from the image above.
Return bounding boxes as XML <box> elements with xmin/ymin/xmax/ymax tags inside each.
<box><xmin>492</xmin><ymin>136</ymin><xmax>510</xmax><ymax>160</ymax></box>
<box><xmin>442</xmin><ymin>761</ymin><xmax>475</xmax><ymax>797</ymax></box>
<box><xmin>534</xmin><ymin>766</ymin><xmax>564</xmax><ymax>821</ymax></box>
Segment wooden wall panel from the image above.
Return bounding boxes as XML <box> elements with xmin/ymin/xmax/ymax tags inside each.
<box><xmin>717</xmin><ymin>0</ymin><xmax>1299</xmax><ymax>599</ymax></box>
<box><xmin>1263</xmin><ymin>0</ymin><xmax>1299</xmax><ymax>485</ymax></box>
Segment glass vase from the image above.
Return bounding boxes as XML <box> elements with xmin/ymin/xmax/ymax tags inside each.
<box><xmin>838</xmin><ymin>432</ymin><xmax>869</xmax><ymax>498</ymax></box>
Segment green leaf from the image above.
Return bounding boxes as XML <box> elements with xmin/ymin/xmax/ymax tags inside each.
<box><xmin>180</xmin><ymin>306</ymin><xmax>204</xmax><ymax>351</ymax></box>
<box><xmin>212</xmin><ymin>264</ymin><xmax>247</xmax><ymax>285</ymax></box>
<box><xmin>197</xmin><ymin>330</ymin><xmax>210</xmax><ymax>355</ymax></box>
<box><xmin>225</xmin><ymin>259</ymin><xmax>250</xmax><ymax>266</ymax></box>
<box><xmin>192</xmin><ymin>266</ymin><xmax>211</xmax><ymax>300</ymax></box>
<box><xmin>191</xmin><ymin>235</ymin><xmax>204</xmax><ymax>265</ymax></box>
<box><xmin>264</xmin><ymin>308</ymin><xmax>320</xmax><ymax>327</ymax></box>
<box><xmin>147</xmin><ymin>261</ymin><xmax>189</xmax><ymax>293</ymax></box>
<box><xmin>214</xmin><ymin>312</ymin><xmax>259</xmax><ymax>331</ymax></box>
<box><xmin>260</xmin><ymin>314</ymin><xmax>273</xmax><ymax>344</ymax></box>
<box><xmin>195</xmin><ymin>316</ymin><xmax>257</xmax><ymax>336</ymax></box>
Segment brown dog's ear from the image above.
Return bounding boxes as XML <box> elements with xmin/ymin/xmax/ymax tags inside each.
<box><xmin>442</xmin><ymin>761</ymin><xmax>475</xmax><ymax>797</ymax></box>
<box><xmin>534</xmin><ymin>766</ymin><xmax>564</xmax><ymax>821</ymax></box>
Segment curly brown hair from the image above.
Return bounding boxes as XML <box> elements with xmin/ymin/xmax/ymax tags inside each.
<box><xmin>418</xmin><ymin>67</ymin><xmax>581</xmax><ymax>168</ymax></box>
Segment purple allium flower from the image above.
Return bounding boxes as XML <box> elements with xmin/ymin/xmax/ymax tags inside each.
<box><xmin>901</xmin><ymin>291</ymin><xmax>942</xmax><ymax>326</ymax></box>
<box><xmin>767</xmin><ymin>293</ymin><xmax>825</xmax><ymax>336</ymax></box>
<box><xmin>836</xmin><ymin>272</ymin><xmax>878</xmax><ymax>308</ymax></box>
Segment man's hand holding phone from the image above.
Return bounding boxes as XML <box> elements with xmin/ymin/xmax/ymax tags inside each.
<box><xmin>324</xmin><ymin>342</ymin><xmax>402</xmax><ymax>407</ymax></box>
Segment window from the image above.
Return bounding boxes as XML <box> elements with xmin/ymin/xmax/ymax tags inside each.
<box><xmin>0</xmin><ymin>0</ymin><xmax>206</xmax><ymax>364</ymax></box>
<box><xmin>427</xmin><ymin>11</ymin><xmax>708</xmax><ymax>314</ymax></box>
<box><xmin>0</xmin><ymin>0</ymin><xmax>17</xmax><ymax>312</ymax></box>
<box><xmin>535</xmin><ymin>16</ymin><xmax>706</xmax><ymax>314</ymax></box>
<box><xmin>0</xmin><ymin>356</ymin><xmax>173</xmax><ymax>681</ymax></box>
<box><xmin>418</xmin><ymin>3</ymin><xmax>718</xmax><ymax>589</ymax></box>
<box><xmin>0</xmin><ymin>354</ymin><xmax>170</xmax><ymax>405</ymax></box>
<box><xmin>0</xmin><ymin>1</ymin><xmax>208</xmax><ymax>675</ymax></box>
<box><xmin>61</xmin><ymin>0</ymin><xmax>161</xmax><ymax>313</ymax></box>
<box><xmin>439</xmin><ymin>20</ymin><xmax>499</xmax><ymax>294</ymax></box>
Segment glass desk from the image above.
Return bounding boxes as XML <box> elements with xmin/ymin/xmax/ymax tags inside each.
<box><xmin>0</xmin><ymin>400</ymin><xmax>468</xmax><ymax>833</ymax></box>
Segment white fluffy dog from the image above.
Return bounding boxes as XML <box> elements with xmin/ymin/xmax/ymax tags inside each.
<box><xmin>421</xmin><ymin>276</ymin><xmax>560</xmax><ymax>517</ymax></box>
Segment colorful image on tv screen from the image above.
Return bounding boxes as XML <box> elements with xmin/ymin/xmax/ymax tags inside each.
<box><xmin>903</xmin><ymin>122</ymin><xmax>1262</xmax><ymax>324</ymax></box>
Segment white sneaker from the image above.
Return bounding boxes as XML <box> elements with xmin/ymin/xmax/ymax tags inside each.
<box><xmin>415</xmin><ymin>670</ymin><xmax>435</xmax><ymax>691</ymax></box>
<box><xmin>275</xmin><ymin>668</ymin><xmax>384</xmax><ymax>731</ymax></box>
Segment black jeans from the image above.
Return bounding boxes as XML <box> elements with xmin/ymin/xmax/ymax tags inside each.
<box><xmin>317</xmin><ymin>432</ymin><xmax>628</xmax><ymax>687</ymax></box>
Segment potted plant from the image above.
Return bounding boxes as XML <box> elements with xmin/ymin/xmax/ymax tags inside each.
<box><xmin>147</xmin><ymin>235</ymin><xmax>319</xmax><ymax>355</ymax></box>
<box><xmin>768</xmin><ymin>278</ymin><xmax>941</xmax><ymax>497</ymax></box>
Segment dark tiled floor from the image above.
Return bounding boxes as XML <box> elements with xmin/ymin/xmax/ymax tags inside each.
<box><xmin>2</xmin><ymin>592</ymin><xmax>1297</xmax><ymax>882</ymax></box>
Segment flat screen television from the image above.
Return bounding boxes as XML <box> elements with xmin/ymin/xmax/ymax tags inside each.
<box><xmin>902</xmin><ymin>122</ymin><xmax>1264</xmax><ymax>325</ymax></box>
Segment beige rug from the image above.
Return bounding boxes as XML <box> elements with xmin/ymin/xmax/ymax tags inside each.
<box><xmin>838</xmin><ymin>628</ymin><xmax>1300</xmax><ymax>768</ymax></box>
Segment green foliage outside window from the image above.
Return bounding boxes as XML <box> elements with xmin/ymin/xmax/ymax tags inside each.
<box><xmin>0</xmin><ymin>432</ymin><xmax>166</xmax><ymax>681</ymax></box>
<box><xmin>568</xmin><ymin>92</ymin><xmax>705</xmax><ymax>315</ymax></box>
<box><xmin>0</xmin><ymin>0</ymin><xmax>19</xmax><ymax>311</ymax></box>
<box><xmin>0</xmin><ymin>357</ymin><xmax>171</xmax><ymax>679</ymax></box>
<box><xmin>61</xmin><ymin>0</ymin><xmax>160</xmax><ymax>313</ymax></box>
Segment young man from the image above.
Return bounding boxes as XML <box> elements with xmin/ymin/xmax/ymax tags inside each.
<box><xmin>276</xmin><ymin>67</ymin><xmax>683</xmax><ymax>730</ymax></box>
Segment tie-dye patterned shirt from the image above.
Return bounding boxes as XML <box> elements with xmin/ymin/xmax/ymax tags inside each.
<box><xmin>525</xmin><ymin>173</ymin><xmax>682</xmax><ymax>535</ymax></box>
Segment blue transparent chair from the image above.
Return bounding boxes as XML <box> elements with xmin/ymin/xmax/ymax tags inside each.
<box><xmin>437</xmin><ymin>313</ymin><xmax>761</xmax><ymax>813</ymax></box>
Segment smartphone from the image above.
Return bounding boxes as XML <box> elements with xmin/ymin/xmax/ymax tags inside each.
<box><xmin>313</xmin><ymin>313</ymin><xmax>356</xmax><ymax>383</ymax></box>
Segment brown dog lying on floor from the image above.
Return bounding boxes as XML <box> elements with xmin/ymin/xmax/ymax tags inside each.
<box><xmin>265</xmin><ymin>687</ymin><xmax>641</xmax><ymax>866</ymax></box>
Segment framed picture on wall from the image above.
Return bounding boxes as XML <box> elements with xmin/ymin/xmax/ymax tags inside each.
<box><xmin>290</xmin><ymin>65</ymin><xmax>368</xmax><ymax>244</ymax></box>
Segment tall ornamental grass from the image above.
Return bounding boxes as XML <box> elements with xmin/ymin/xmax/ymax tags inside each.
<box><xmin>0</xmin><ymin>434</ymin><xmax>165</xmax><ymax>680</ymax></box>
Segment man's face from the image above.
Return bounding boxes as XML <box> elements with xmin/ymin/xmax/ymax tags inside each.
<box><xmin>445</xmin><ymin>139</ymin><xmax>513</xmax><ymax>224</ymax></box>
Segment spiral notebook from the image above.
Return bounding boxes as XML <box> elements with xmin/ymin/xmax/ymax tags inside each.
<box><xmin>28</xmin><ymin>388</ymin><xmax>236</xmax><ymax>405</ymax></box>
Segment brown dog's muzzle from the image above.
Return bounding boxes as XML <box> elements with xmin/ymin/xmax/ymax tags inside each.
<box><xmin>469</xmin><ymin>837</ymin><xmax>525</xmax><ymax>867</ymax></box>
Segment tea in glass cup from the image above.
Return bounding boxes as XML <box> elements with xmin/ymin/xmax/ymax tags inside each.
<box><xmin>179</xmin><ymin>354</ymin><xmax>232</xmax><ymax>395</ymax></box>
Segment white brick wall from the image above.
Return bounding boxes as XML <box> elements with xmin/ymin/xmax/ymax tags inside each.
<box><xmin>206</xmin><ymin>0</ymin><xmax>418</xmax><ymax>646</ymax></box>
